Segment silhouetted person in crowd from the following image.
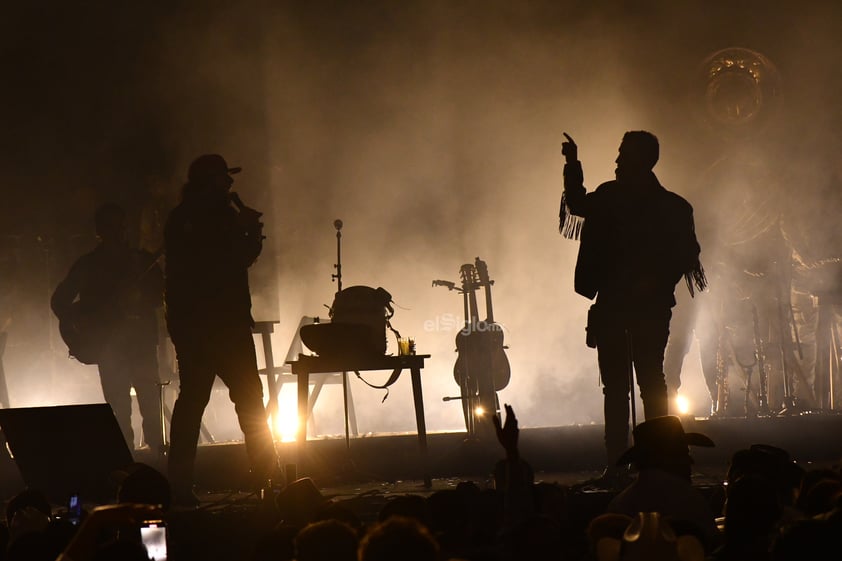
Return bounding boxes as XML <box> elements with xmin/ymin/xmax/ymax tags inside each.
<box><xmin>725</xmin><ymin>444</ymin><xmax>805</xmax><ymax>527</ymax></box>
<box><xmin>249</xmin><ymin>524</ymin><xmax>298</xmax><ymax>561</ymax></box>
<box><xmin>492</xmin><ymin>403</ymin><xmax>534</xmax><ymax>529</ymax></box>
<box><xmin>797</xmin><ymin>468</ymin><xmax>842</xmax><ymax>517</ymax></box>
<box><xmin>51</xmin><ymin>203</ymin><xmax>164</xmax><ymax>454</ymax></box>
<box><xmin>588</xmin><ymin>511</ymin><xmax>706</xmax><ymax>561</ymax></box>
<box><xmin>490</xmin><ymin>404</ymin><xmax>576</xmax><ymax>561</ymax></box>
<box><xmin>164</xmin><ymin>154</ymin><xmax>278</xmax><ymax>506</ymax></box>
<box><xmin>711</xmin><ymin>474</ymin><xmax>780</xmax><ymax>561</ymax></box>
<box><xmin>771</xmin><ymin>513</ymin><xmax>842</xmax><ymax>561</ymax></box>
<box><xmin>294</xmin><ymin>519</ymin><xmax>358</xmax><ymax>561</ymax></box>
<box><xmin>5</xmin><ymin>488</ymin><xmax>76</xmax><ymax>561</ymax></box>
<box><xmin>378</xmin><ymin>494</ymin><xmax>430</xmax><ymax>526</ymax></box>
<box><xmin>275</xmin><ymin>477</ymin><xmax>328</xmax><ymax>528</ymax></box>
<box><xmin>606</xmin><ymin>415</ymin><xmax>719</xmax><ymax>552</ymax></box>
<box><xmin>55</xmin><ymin>503</ymin><xmax>162</xmax><ymax>561</ymax></box>
<box><xmin>5</xmin><ymin>487</ymin><xmax>51</xmax><ymax>545</ymax></box>
<box><xmin>358</xmin><ymin>516</ymin><xmax>440</xmax><ymax>561</ymax></box>
<box><xmin>559</xmin><ymin>131</ymin><xmax>706</xmax><ymax>486</ymax></box>
<box><xmin>114</xmin><ymin>462</ymin><xmax>172</xmax><ymax>512</ymax></box>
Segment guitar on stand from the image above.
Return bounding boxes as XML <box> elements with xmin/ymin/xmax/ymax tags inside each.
<box><xmin>474</xmin><ymin>257</ymin><xmax>511</xmax><ymax>394</ymax></box>
<box><xmin>435</xmin><ymin>257</ymin><xmax>510</xmax><ymax>440</ymax></box>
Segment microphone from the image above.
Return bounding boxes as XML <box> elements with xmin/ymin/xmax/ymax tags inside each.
<box><xmin>334</xmin><ymin>219</ymin><xmax>343</xmax><ymax>231</ymax></box>
<box><xmin>230</xmin><ymin>192</ymin><xmax>263</xmax><ymax>218</ymax></box>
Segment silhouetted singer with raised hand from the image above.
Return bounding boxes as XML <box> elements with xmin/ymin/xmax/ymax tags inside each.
<box><xmin>164</xmin><ymin>154</ymin><xmax>278</xmax><ymax>506</ymax></box>
<box><xmin>559</xmin><ymin>131</ymin><xmax>706</xmax><ymax>488</ymax></box>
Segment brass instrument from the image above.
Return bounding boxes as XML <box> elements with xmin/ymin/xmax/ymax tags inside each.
<box><xmin>694</xmin><ymin>47</ymin><xmax>782</xmax><ymax>138</ymax></box>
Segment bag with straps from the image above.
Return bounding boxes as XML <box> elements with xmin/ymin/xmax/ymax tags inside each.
<box><xmin>300</xmin><ymin>286</ymin><xmax>398</xmax><ymax>359</ymax></box>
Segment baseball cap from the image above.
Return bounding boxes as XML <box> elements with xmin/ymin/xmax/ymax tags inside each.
<box><xmin>187</xmin><ymin>154</ymin><xmax>242</xmax><ymax>183</ymax></box>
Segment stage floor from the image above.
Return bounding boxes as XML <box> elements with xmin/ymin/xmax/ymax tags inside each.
<box><xmin>182</xmin><ymin>411</ymin><xmax>842</xmax><ymax>491</ymax></box>
<box><xmin>1</xmin><ymin>411</ymin><xmax>840</xmax><ymax>504</ymax></box>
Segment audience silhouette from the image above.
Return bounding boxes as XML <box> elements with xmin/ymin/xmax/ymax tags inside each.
<box><xmin>606</xmin><ymin>415</ymin><xmax>720</xmax><ymax>552</ymax></box>
<box><xmin>0</xmin><ymin>408</ymin><xmax>839</xmax><ymax>561</ymax></box>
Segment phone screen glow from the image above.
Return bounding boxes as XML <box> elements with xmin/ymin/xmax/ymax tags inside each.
<box><xmin>68</xmin><ymin>495</ymin><xmax>81</xmax><ymax>525</ymax></box>
<box><xmin>140</xmin><ymin>523</ymin><xmax>167</xmax><ymax>561</ymax></box>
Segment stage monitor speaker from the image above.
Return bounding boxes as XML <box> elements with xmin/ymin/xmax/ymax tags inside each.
<box><xmin>0</xmin><ymin>403</ymin><xmax>134</xmax><ymax>504</ymax></box>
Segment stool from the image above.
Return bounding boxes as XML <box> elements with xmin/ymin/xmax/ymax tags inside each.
<box><xmin>252</xmin><ymin>321</ymin><xmax>282</xmax><ymax>430</ymax></box>
<box><xmin>289</xmin><ymin>353</ymin><xmax>432</xmax><ymax>487</ymax></box>
<box><xmin>254</xmin><ymin>318</ymin><xmax>358</xmax><ymax>438</ymax></box>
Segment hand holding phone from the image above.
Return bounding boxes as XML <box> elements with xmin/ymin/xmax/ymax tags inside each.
<box><xmin>58</xmin><ymin>504</ymin><xmax>165</xmax><ymax>561</ymax></box>
<box><xmin>141</xmin><ymin>520</ymin><xmax>168</xmax><ymax>561</ymax></box>
<box><xmin>67</xmin><ymin>493</ymin><xmax>82</xmax><ymax>526</ymax></box>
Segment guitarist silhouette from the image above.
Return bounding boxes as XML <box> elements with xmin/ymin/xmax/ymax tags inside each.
<box><xmin>51</xmin><ymin>203</ymin><xmax>164</xmax><ymax>456</ymax></box>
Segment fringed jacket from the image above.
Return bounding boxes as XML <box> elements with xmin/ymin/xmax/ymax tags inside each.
<box><xmin>560</xmin><ymin>160</ymin><xmax>706</xmax><ymax>311</ymax></box>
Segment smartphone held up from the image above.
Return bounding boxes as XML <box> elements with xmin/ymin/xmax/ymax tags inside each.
<box><xmin>140</xmin><ymin>519</ymin><xmax>167</xmax><ymax>561</ymax></box>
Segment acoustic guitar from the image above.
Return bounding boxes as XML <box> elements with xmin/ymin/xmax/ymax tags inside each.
<box><xmin>474</xmin><ymin>258</ymin><xmax>511</xmax><ymax>391</ymax></box>
<box><xmin>453</xmin><ymin>263</ymin><xmax>482</xmax><ymax>389</ymax></box>
<box><xmin>58</xmin><ymin>248</ymin><xmax>163</xmax><ymax>365</ymax></box>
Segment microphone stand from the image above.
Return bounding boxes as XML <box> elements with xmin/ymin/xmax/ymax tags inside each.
<box><xmin>330</xmin><ymin>219</ymin><xmax>351</xmax><ymax>448</ymax></box>
<box><xmin>332</xmin><ymin>219</ymin><xmax>343</xmax><ymax>292</ymax></box>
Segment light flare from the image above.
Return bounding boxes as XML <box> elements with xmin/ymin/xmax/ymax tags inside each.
<box><xmin>675</xmin><ymin>394</ymin><xmax>691</xmax><ymax>416</ymax></box>
<box><xmin>270</xmin><ymin>411</ymin><xmax>299</xmax><ymax>443</ymax></box>
<box><xmin>266</xmin><ymin>388</ymin><xmax>300</xmax><ymax>442</ymax></box>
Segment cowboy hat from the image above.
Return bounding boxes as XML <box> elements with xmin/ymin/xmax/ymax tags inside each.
<box><xmin>617</xmin><ymin>416</ymin><xmax>714</xmax><ymax>467</ymax></box>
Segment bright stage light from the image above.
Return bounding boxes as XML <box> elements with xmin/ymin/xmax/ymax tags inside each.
<box><xmin>265</xmin><ymin>386</ymin><xmax>301</xmax><ymax>442</ymax></box>
<box><xmin>474</xmin><ymin>406</ymin><xmax>485</xmax><ymax>417</ymax></box>
<box><xmin>271</xmin><ymin>412</ymin><xmax>299</xmax><ymax>443</ymax></box>
<box><xmin>675</xmin><ymin>394</ymin><xmax>691</xmax><ymax>416</ymax></box>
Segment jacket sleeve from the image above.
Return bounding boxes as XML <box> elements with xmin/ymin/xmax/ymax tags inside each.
<box><xmin>559</xmin><ymin>160</ymin><xmax>588</xmax><ymax>239</ymax></box>
<box><xmin>675</xmin><ymin>202</ymin><xmax>706</xmax><ymax>296</ymax></box>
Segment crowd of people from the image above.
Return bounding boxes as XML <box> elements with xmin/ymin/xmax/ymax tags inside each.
<box><xmin>0</xmin><ymin>410</ymin><xmax>839</xmax><ymax>560</ymax></box>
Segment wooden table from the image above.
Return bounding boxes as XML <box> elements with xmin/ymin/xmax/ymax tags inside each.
<box><xmin>288</xmin><ymin>353</ymin><xmax>432</xmax><ymax>487</ymax></box>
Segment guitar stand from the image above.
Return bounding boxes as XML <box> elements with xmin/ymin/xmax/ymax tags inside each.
<box><xmin>442</xmin><ymin>393</ymin><xmax>478</xmax><ymax>440</ymax></box>
<box><xmin>154</xmin><ymin>379</ymin><xmax>216</xmax><ymax>454</ymax></box>
<box><xmin>443</xmin><ymin>386</ymin><xmax>500</xmax><ymax>441</ymax></box>
<box><xmin>436</xmin><ymin>257</ymin><xmax>509</xmax><ymax>442</ymax></box>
